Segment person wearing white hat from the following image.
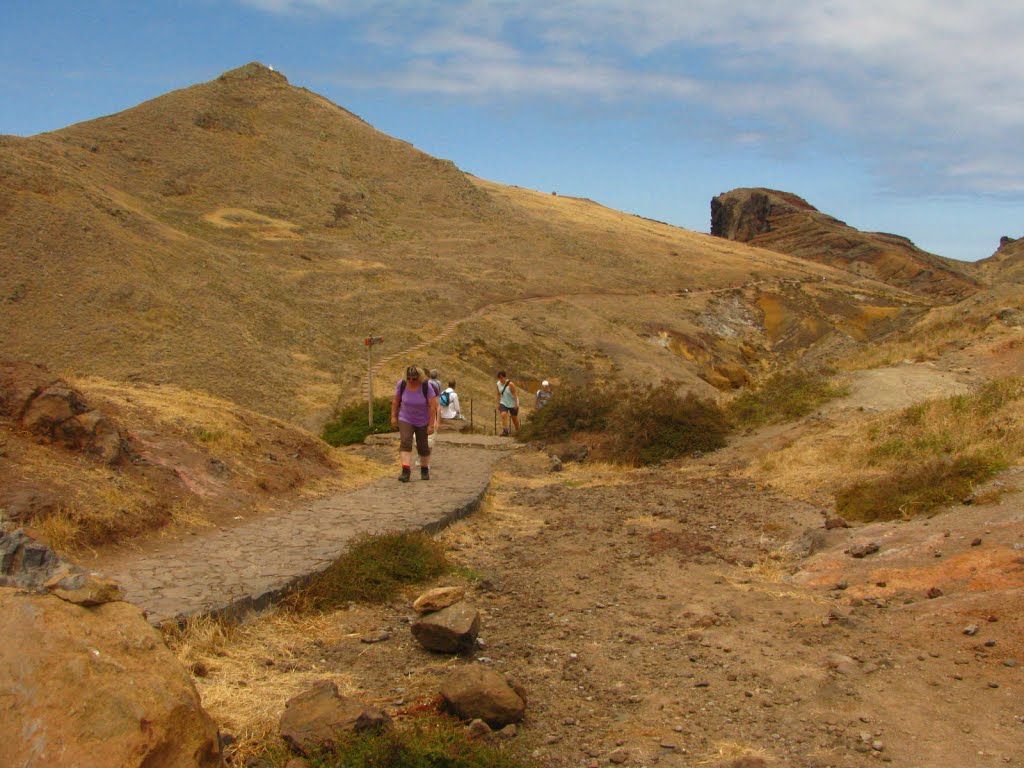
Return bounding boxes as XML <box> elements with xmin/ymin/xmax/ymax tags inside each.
<box><xmin>535</xmin><ymin>379</ymin><xmax>553</xmax><ymax>410</ymax></box>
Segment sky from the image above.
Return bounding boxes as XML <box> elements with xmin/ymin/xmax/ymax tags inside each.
<box><xmin>2</xmin><ymin>1</ymin><xmax>1022</xmax><ymax>263</ymax></box>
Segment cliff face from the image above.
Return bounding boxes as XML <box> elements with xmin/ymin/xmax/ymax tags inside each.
<box><xmin>976</xmin><ymin>235</ymin><xmax>1024</xmax><ymax>284</ymax></box>
<box><xmin>710</xmin><ymin>188</ymin><xmax>980</xmax><ymax>301</ymax></box>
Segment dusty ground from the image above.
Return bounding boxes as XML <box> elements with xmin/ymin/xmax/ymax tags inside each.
<box><xmin>184</xmin><ymin>355</ymin><xmax>1024</xmax><ymax>768</ymax></box>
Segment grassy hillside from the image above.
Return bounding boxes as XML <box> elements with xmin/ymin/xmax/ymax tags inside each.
<box><xmin>0</xmin><ymin>63</ymin><xmax>958</xmax><ymax>428</ymax></box>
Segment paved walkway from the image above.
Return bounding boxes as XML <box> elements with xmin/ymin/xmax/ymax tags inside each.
<box><xmin>102</xmin><ymin>435</ymin><xmax>517</xmax><ymax>625</ymax></box>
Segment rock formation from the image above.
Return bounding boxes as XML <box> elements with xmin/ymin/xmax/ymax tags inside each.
<box><xmin>0</xmin><ymin>588</ymin><xmax>222</xmax><ymax>767</ymax></box>
<box><xmin>710</xmin><ymin>188</ymin><xmax>979</xmax><ymax>300</ymax></box>
<box><xmin>0</xmin><ymin>359</ymin><xmax>127</xmax><ymax>465</ymax></box>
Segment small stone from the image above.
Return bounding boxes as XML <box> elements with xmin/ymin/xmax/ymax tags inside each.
<box><xmin>849</xmin><ymin>542</ymin><xmax>880</xmax><ymax>558</ymax></box>
<box><xmin>971</xmin><ymin>538</ymin><xmax>983</xmax><ymax>546</ymax></box>
<box><xmin>466</xmin><ymin>719</ymin><xmax>492</xmax><ymax>739</ymax></box>
<box><xmin>964</xmin><ymin>625</ymin><xmax>979</xmax><ymax>636</ymax></box>
<box><xmin>608</xmin><ymin>748</ymin><xmax>629</xmax><ymax>764</ymax></box>
<box><xmin>988</xmin><ymin>682</ymin><xmax>1000</xmax><ymax>689</ymax></box>
<box><xmin>926</xmin><ymin>587</ymin><xmax>943</xmax><ymax>599</ymax></box>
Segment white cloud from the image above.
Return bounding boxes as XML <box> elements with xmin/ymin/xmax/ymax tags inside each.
<box><xmin>237</xmin><ymin>0</ymin><xmax>1024</xmax><ymax>197</ymax></box>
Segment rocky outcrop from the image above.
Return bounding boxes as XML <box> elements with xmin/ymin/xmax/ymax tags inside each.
<box><xmin>0</xmin><ymin>360</ymin><xmax>127</xmax><ymax>464</ymax></box>
<box><xmin>0</xmin><ymin>588</ymin><xmax>223</xmax><ymax>768</ymax></box>
<box><xmin>976</xmin><ymin>233</ymin><xmax>1024</xmax><ymax>284</ymax></box>
<box><xmin>0</xmin><ymin>528</ymin><xmax>62</xmax><ymax>589</ymax></box>
<box><xmin>710</xmin><ymin>188</ymin><xmax>979</xmax><ymax>300</ymax></box>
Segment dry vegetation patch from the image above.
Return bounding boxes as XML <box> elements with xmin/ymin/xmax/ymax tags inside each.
<box><xmin>748</xmin><ymin>377</ymin><xmax>1024</xmax><ymax>520</ymax></box>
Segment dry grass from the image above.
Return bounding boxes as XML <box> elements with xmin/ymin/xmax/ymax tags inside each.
<box><xmin>746</xmin><ymin>378</ymin><xmax>1024</xmax><ymax>518</ymax></box>
<box><xmin>80</xmin><ymin>377</ymin><xmax>260</xmax><ymax>457</ymax></box>
<box><xmin>165</xmin><ymin>611</ymin><xmax>359</xmax><ymax>761</ymax></box>
<box><xmin>698</xmin><ymin>741</ymin><xmax>772</xmax><ymax>765</ymax></box>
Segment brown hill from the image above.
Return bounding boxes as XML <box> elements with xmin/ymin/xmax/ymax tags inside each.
<box><xmin>710</xmin><ymin>187</ymin><xmax>981</xmax><ymax>300</ymax></box>
<box><xmin>977</xmin><ymin>234</ymin><xmax>1024</xmax><ymax>283</ymax></box>
<box><xmin>0</xmin><ymin>64</ymin><xmax>944</xmax><ymax>429</ymax></box>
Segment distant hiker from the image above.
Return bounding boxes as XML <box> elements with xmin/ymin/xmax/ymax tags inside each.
<box><xmin>496</xmin><ymin>370</ymin><xmax>520</xmax><ymax>436</ymax></box>
<box><xmin>535</xmin><ymin>380</ymin><xmax>553</xmax><ymax>410</ymax></box>
<box><xmin>440</xmin><ymin>380</ymin><xmax>464</xmax><ymax>420</ymax></box>
<box><xmin>391</xmin><ymin>365</ymin><xmax>439</xmax><ymax>482</ymax></box>
<box><xmin>426</xmin><ymin>368</ymin><xmax>443</xmax><ymax>441</ymax></box>
<box><xmin>427</xmin><ymin>368</ymin><xmax>442</xmax><ymax>399</ymax></box>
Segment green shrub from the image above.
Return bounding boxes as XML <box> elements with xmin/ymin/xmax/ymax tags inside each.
<box><xmin>518</xmin><ymin>383</ymin><xmax>615</xmax><ymax>441</ymax></box>
<box><xmin>520</xmin><ymin>380</ymin><xmax>729</xmax><ymax>466</ymax></box>
<box><xmin>729</xmin><ymin>370</ymin><xmax>847</xmax><ymax>428</ymax></box>
<box><xmin>310</xmin><ymin>715</ymin><xmax>537</xmax><ymax>768</ymax></box>
<box><xmin>322</xmin><ymin>396</ymin><xmax>394</xmax><ymax>446</ymax></box>
<box><xmin>604</xmin><ymin>383</ymin><xmax>729</xmax><ymax>466</ymax></box>
<box><xmin>288</xmin><ymin>531</ymin><xmax>450</xmax><ymax>612</ymax></box>
<box><xmin>835</xmin><ymin>452</ymin><xmax>1007</xmax><ymax>522</ymax></box>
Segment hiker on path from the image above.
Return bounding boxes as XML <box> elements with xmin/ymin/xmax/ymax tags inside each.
<box><xmin>391</xmin><ymin>365</ymin><xmax>438</xmax><ymax>482</ymax></box>
<box><xmin>427</xmin><ymin>368</ymin><xmax>443</xmax><ymax>448</ymax></box>
<box><xmin>535</xmin><ymin>379</ymin><xmax>553</xmax><ymax>410</ymax></box>
<box><xmin>496</xmin><ymin>370</ymin><xmax>520</xmax><ymax>436</ymax></box>
<box><xmin>440</xmin><ymin>380</ymin><xmax>464</xmax><ymax>420</ymax></box>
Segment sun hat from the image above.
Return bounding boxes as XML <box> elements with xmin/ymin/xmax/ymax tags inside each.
<box><xmin>542</xmin><ymin>380</ymin><xmax>549</xmax><ymax>386</ymax></box>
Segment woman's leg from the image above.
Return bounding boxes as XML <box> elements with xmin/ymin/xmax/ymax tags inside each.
<box><xmin>398</xmin><ymin>422</ymin><xmax>415</xmax><ymax>479</ymax></box>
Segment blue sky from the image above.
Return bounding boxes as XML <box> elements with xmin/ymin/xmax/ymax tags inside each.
<box><xmin>3</xmin><ymin>1</ymin><xmax>1022</xmax><ymax>262</ymax></box>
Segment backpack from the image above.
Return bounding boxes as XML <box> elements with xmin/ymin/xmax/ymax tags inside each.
<box><xmin>439</xmin><ymin>390</ymin><xmax>452</xmax><ymax>407</ymax></box>
<box><xmin>398</xmin><ymin>379</ymin><xmax>431</xmax><ymax>401</ymax></box>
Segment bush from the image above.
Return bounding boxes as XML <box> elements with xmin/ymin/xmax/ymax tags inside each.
<box><xmin>518</xmin><ymin>383</ymin><xmax>615</xmax><ymax>441</ymax></box>
<box><xmin>604</xmin><ymin>383</ymin><xmax>729</xmax><ymax>466</ymax></box>
<box><xmin>287</xmin><ymin>531</ymin><xmax>450</xmax><ymax>612</ymax></box>
<box><xmin>521</xmin><ymin>380</ymin><xmax>729</xmax><ymax>466</ymax></box>
<box><xmin>322</xmin><ymin>396</ymin><xmax>394</xmax><ymax>446</ymax></box>
<box><xmin>728</xmin><ymin>370</ymin><xmax>847</xmax><ymax>428</ymax></box>
<box><xmin>310</xmin><ymin>715</ymin><xmax>537</xmax><ymax>768</ymax></box>
<box><xmin>835</xmin><ymin>452</ymin><xmax>1007</xmax><ymax>522</ymax></box>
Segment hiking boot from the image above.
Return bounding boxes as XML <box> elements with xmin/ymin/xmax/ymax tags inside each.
<box><xmin>398</xmin><ymin>466</ymin><xmax>411</xmax><ymax>483</ymax></box>
<box><xmin>500</xmin><ymin>429</ymin><xmax>509</xmax><ymax>437</ymax></box>
<box><xmin>420</xmin><ymin>467</ymin><xmax>430</xmax><ymax>481</ymax></box>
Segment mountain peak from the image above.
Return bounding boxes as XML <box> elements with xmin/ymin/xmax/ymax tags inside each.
<box><xmin>217</xmin><ymin>62</ymin><xmax>289</xmax><ymax>85</ymax></box>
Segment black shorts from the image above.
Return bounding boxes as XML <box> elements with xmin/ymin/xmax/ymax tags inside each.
<box><xmin>498</xmin><ymin>404</ymin><xmax>519</xmax><ymax>416</ymax></box>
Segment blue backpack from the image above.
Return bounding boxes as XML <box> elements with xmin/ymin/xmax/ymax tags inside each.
<box><xmin>439</xmin><ymin>390</ymin><xmax>452</xmax><ymax>407</ymax></box>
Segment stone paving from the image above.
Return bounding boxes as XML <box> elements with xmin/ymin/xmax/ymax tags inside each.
<box><xmin>102</xmin><ymin>435</ymin><xmax>517</xmax><ymax>625</ymax></box>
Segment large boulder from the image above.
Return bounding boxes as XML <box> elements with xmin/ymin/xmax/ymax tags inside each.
<box><xmin>0</xmin><ymin>589</ymin><xmax>223</xmax><ymax>768</ymax></box>
<box><xmin>278</xmin><ymin>680</ymin><xmax>390</xmax><ymax>756</ymax></box>
<box><xmin>439</xmin><ymin>664</ymin><xmax>527</xmax><ymax>728</ymax></box>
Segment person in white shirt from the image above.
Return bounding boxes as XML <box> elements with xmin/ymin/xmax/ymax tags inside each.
<box><xmin>439</xmin><ymin>380</ymin><xmax>464</xmax><ymax>420</ymax></box>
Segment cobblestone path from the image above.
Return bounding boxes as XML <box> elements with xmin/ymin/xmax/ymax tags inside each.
<box><xmin>103</xmin><ymin>437</ymin><xmax>515</xmax><ymax>625</ymax></box>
